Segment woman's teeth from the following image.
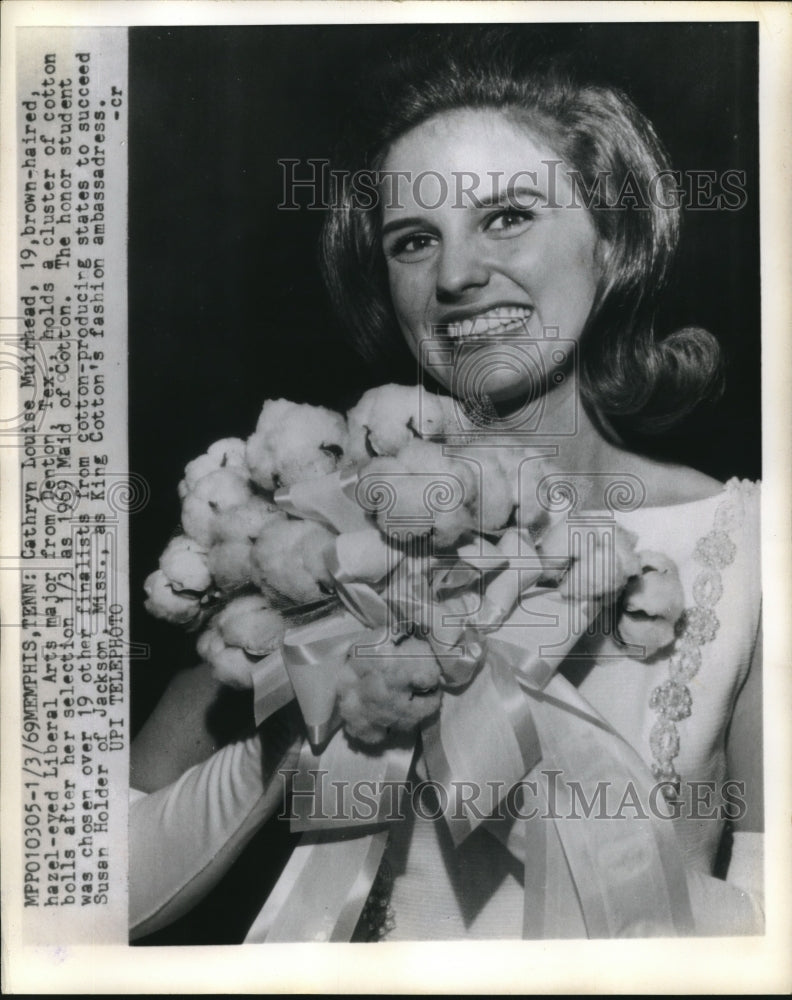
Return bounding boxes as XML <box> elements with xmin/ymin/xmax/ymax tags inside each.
<box><xmin>444</xmin><ymin>307</ymin><xmax>533</xmax><ymax>339</ymax></box>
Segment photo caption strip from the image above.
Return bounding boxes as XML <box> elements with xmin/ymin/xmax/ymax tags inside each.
<box><xmin>9</xmin><ymin>27</ymin><xmax>130</xmax><ymax>944</ymax></box>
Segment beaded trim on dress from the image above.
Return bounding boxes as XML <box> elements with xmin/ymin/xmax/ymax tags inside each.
<box><xmin>647</xmin><ymin>478</ymin><xmax>759</xmax><ymax>797</ymax></box>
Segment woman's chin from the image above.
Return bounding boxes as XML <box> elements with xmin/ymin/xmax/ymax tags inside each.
<box><xmin>437</xmin><ymin>339</ymin><xmax>549</xmax><ymax>407</ymax></box>
<box><xmin>449</xmin><ymin>377</ymin><xmax>546</xmax><ymax>410</ymax></box>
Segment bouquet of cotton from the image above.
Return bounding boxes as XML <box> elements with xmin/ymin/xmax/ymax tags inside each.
<box><xmin>142</xmin><ymin>382</ymin><xmax>700</xmax><ymax>948</ymax></box>
<box><xmin>145</xmin><ymin>384</ymin><xmax>686</xmax><ymax>755</ymax></box>
<box><xmin>146</xmin><ymin>396</ymin><xmax>354</xmax><ymax>688</ymax></box>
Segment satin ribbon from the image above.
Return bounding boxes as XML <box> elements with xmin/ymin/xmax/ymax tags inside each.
<box><xmin>244</xmin><ymin>828</ymin><xmax>390</xmax><ymax>943</ymax></box>
<box><xmin>245</xmin><ymin>469</ymin><xmax>694</xmax><ymax>940</ymax></box>
<box><xmin>484</xmin><ymin>640</ymin><xmax>694</xmax><ymax>937</ymax></box>
<box><xmin>274</xmin><ymin>469</ymin><xmax>369</xmax><ymax>533</ymax></box>
<box><xmin>245</xmin><ymin>511</ymin><xmax>546</xmax><ymax>941</ymax></box>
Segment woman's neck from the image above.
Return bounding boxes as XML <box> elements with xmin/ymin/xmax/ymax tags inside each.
<box><xmin>468</xmin><ymin>382</ymin><xmax>724</xmax><ymax>508</ymax></box>
<box><xmin>482</xmin><ymin>379</ymin><xmax>621</xmax><ymax>472</ymax></box>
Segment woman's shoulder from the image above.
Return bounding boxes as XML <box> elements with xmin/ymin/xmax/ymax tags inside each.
<box><xmin>604</xmin><ymin>456</ymin><xmax>761</xmax><ymax>553</ymax></box>
<box><xmin>619</xmin><ymin>453</ymin><xmax>759</xmax><ymax>510</ymax></box>
<box><xmin>631</xmin><ymin>458</ymin><xmax>724</xmax><ymax>507</ymax></box>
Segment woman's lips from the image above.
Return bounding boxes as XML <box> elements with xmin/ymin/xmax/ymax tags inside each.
<box><xmin>438</xmin><ymin>306</ymin><xmax>534</xmax><ymax>340</ymax></box>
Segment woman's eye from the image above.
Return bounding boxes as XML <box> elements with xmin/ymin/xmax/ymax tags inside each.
<box><xmin>385</xmin><ymin>232</ymin><xmax>438</xmax><ymax>261</ymax></box>
<box><xmin>486</xmin><ymin>209</ymin><xmax>535</xmax><ymax>235</ymax></box>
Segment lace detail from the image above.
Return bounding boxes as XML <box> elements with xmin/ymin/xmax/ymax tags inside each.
<box><xmin>648</xmin><ymin>479</ymin><xmax>755</xmax><ymax>796</ymax></box>
<box><xmin>352</xmin><ymin>859</ymin><xmax>396</xmax><ymax>942</ymax></box>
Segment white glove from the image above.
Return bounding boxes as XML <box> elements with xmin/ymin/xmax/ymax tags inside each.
<box><xmin>129</xmin><ymin>721</ymin><xmax>300</xmax><ymax>940</ymax></box>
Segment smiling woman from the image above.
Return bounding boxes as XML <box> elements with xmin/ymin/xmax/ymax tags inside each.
<box><xmin>322</xmin><ymin>39</ymin><xmax>724</xmax><ymax>507</ymax></box>
<box><xmin>129</xmin><ymin>23</ymin><xmax>762</xmax><ymax>946</ymax></box>
<box><xmin>379</xmin><ymin>110</ymin><xmax>602</xmax><ymax>407</ymax></box>
<box><xmin>322</xmin><ymin>40</ymin><xmax>721</xmax><ymax>444</ymax></box>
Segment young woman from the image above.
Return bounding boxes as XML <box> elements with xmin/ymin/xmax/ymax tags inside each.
<box><xmin>129</xmin><ymin>29</ymin><xmax>762</xmax><ymax>942</ymax></box>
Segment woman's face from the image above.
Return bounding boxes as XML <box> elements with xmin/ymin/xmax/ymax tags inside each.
<box><xmin>380</xmin><ymin>109</ymin><xmax>604</xmax><ymax>406</ymax></box>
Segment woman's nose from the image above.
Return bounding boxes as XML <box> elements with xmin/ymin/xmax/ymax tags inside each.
<box><xmin>435</xmin><ymin>239</ymin><xmax>490</xmax><ymax>300</ymax></box>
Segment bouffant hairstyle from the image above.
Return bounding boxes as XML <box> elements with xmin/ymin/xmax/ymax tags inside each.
<box><xmin>320</xmin><ymin>28</ymin><xmax>721</xmax><ymax>433</ymax></box>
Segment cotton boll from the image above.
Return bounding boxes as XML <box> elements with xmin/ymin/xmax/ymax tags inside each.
<box><xmin>362</xmin><ymin>455</ymin><xmax>434</xmax><ymax>542</ymax></box>
<box><xmin>246</xmin><ymin>399</ymin><xmax>349</xmax><ymax>490</ymax></box>
<box><xmin>624</xmin><ymin>553</ymin><xmax>685</xmax><ymax>621</ymax></box>
<box><xmin>337</xmin><ymin>636</ymin><xmax>442</xmax><ymax>745</ymax></box>
<box><xmin>474</xmin><ymin>450</ymin><xmax>514</xmax><ymax>534</ymax></box>
<box><xmin>252</xmin><ymin>519</ymin><xmax>335</xmax><ymax>604</ymax></box>
<box><xmin>159</xmin><ymin>535</ymin><xmax>212</xmax><ymax>593</ymax></box>
<box><xmin>399</xmin><ymin>441</ymin><xmax>479</xmax><ymax>546</ymax></box>
<box><xmin>191</xmin><ymin>467</ymin><xmax>251</xmax><ymax>505</ymax></box>
<box><xmin>212</xmin><ymin>496</ymin><xmax>285</xmax><ymax>545</ymax></box>
<box><xmin>549</xmin><ymin>523</ymin><xmax>641</xmax><ymax>601</ymax></box>
<box><xmin>432</xmin><ymin>507</ymin><xmax>477</xmax><ymax>550</ymax></box>
<box><xmin>364</xmin><ymin>441</ymin><xmax>480</xmax><ymax>549</ymax></box>
<box><xmin>196</xmin><ymin>625</ymin><xmax>255</xmax><ymax>688</ymax></box>
<box><xmin>179</xmin><ymin>437</ymin><xmax>249</xmax><ymax>497</ymax></box>
<box><xmin>216</xmin><ymin>594</ymin><xmax>285</xmax><ymax>655</ymax></box>
<box><xmin>616</xmin><ymin>552</ymin><xmax>685</xmax><ymax>659</ymax></box>
<box><xmin>346</xmin><ymin>384</ymin><xmax>449</xmax><ymax>463</ymax></box>
<box><xmin>181</xmin><ymin>468</ymin><xmax>251</xmax><ymax>545</ymax></box>
<box><xmin>197</xmin><ymin>596</ymin><xmax>286</xmax><ymax>688</ymax></box>
<box><xmin>143</xmin><ymin>569</ymin><xmax>203</xmax><ymax>625</ymax></box>
<box><xmin>207</xmin><ymin>541</ymin><xmax>256</xmax><ymax>593</ymax></box>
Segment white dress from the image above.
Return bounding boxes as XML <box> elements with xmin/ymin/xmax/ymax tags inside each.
<box><xmin>380</xmin><ymin>478</ymin><xmax>762</xmax><ymax>940</ymax></box>
<box><xmin>130</xmin><ymin>478</ymin><xmax>763</xmax><ymax>941</ymax></box>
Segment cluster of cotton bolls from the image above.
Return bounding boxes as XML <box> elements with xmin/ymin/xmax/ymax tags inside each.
<box><xmin>363</xmin><ymin>440</ymin><xmax>525</xmax><ymax>549</ymax></box>
<box><xmin>144</xmin><ymin>387</ymin><xmax>456</xmax><ymax>691</ymax></box>
<box><xmin>144</xmin><ymin>385</ymin><xmax>639</xmax><ymax>738</ymax></box>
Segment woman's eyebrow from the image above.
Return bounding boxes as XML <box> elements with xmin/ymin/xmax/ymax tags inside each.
<box><xmin>381</xmin><ymin>216</ymin><xmax>431</xmax><ymax>238</ymax></box>
<box><xmin>475</xmin><ymin>185</ymin><xmax>545</xmax><ymax>208</ymax></box>
<box><xmin>380</xmin><ymin>185</ymin><xmax>547</xmax><ymax>238</ymax></box>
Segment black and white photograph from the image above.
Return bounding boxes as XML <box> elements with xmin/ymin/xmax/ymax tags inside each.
<box><xmin>2</xmin><ymin>2</ymin><xmax>790</xmax><ymax>994</ymax></box>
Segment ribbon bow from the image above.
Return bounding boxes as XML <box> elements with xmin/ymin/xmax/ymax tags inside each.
<box><xmin>243</xmin><ymin>471</ymin><xmax>694</xmax><ymax>942</ymax></box>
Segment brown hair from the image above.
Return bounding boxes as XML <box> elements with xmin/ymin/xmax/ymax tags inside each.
<box><xmin>320</xmin><ymin>28</ymin><xmax>721</xmax><ymax>432</ymax></box>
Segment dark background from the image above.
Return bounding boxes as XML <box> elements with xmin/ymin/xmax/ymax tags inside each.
<box><xmin>128</xmin><ymin>22</ymin><xmax>760</xmax><ymax>944</ymax></box>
